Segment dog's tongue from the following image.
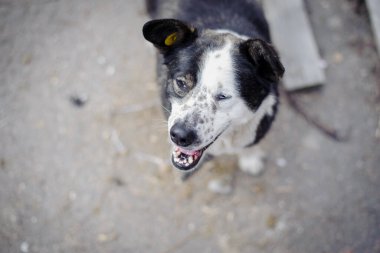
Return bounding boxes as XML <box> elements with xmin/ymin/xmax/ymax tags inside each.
<box><xmin>175</xmin><ymin>146</ymin><xmax>200</xmax><ymax>156</ymax></box>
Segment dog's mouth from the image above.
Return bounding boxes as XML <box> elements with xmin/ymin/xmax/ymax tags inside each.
<box><xmin>171</xmin><ymin>126</ymin><xmax>229</xmax><ymax>171</ymax></box>
<box><xmin>171</xmin><ymin>143</ymin><xmax>211</xmax><ymax>171</ymax></box>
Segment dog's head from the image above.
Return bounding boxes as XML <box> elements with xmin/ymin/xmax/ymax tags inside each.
<box><xmin>143</xmin><ymin>19</ymin><xmax>284</xmax><ymax>171</ymax></box>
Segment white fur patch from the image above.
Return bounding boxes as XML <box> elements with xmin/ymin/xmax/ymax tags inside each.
<box><xmin>199</xmin><ymin>42</ymin><xmax>237</xmax><ymax>100</ymax></box>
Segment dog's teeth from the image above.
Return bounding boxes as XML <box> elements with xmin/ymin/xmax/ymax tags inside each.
<box><xmin>173</xmin><ymin>149</ymin><xmax>200</xmax><ymax>167</ymax></box>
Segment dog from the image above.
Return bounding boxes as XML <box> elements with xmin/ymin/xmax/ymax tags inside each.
<box><xmin>142</xmin><ymin>0</ymin><xmax>284</xmax><ymax>177</ymax></box>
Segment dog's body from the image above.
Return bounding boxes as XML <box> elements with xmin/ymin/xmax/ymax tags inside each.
<box><xmin>143</xmin><ymin>0</ymin><xmax>284</xmax><ymax>174</ymax></box>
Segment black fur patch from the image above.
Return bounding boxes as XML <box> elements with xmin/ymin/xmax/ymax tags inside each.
<box><xmin>250</xmin><ymin>101</ymin><xmax>278</xmax><ymax>146</ymax></box>
<box><xmin>242</xmin><ymin>39</ymin><xmax>285</xmax><ymax>83</ymax></box>
<box><xmin>235</xmin><ymin>39</ymin><xmax>283</xmax><ymax>111</ymax></box>
<box><xmin>176</xmin><ymin>0</ymin><xmax>271</xmax><ymax>41</ymax></box>
<box><xmin>234</xmin><ymin>53</ymin><xmax>272</xmax><ymax>111</ymax></box>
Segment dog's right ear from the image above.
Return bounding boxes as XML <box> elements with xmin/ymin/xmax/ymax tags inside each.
<box><xmin>143</xmin><ymin>19</ymin><xmax>197</xmax><ymax>52</ymax></box>
<box><xmin>241</xmin><ymin>39</ymin><xmax>285</xmax><ymax>83</ymax></box>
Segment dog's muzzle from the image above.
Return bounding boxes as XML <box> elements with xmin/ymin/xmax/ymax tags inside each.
<box><xmin>169</xmin><ymin>122</ymin><xmax>229</xmax><ymax>171</ymax></box>
<box><xmin>169</xmin><ymin>122</ymin><xmax>203</xmax><ymax>170</ymax></box>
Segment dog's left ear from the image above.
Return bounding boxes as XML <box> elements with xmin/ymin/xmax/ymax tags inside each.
<box><xmin>241</xmin><ymin>39</ymin><xmax>285</xmax><ymax>82</ymax></box>
<box><xmin>143</xmin><ymin>19</ymin><xmax>197</xmax><ymax>52</ymax></box>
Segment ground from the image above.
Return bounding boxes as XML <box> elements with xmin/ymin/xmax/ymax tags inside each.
<box><xmin>0</xmin><ymin>0</ymin><xmax>379</xmax><ymax>252</ymax></box>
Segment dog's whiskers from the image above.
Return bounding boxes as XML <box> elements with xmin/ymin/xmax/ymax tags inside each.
<box><xmin>150</xmin><ymin>119</ymin><xmax>169</xmax><ymax>130</ymax></box>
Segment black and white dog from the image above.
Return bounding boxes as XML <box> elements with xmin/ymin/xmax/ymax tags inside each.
<box><xmin>143</xmin><ymin>0</ymin><xmax>284</xmax><ymax>175</ymax></box>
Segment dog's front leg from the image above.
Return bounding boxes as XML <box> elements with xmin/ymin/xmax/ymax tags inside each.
<box><xmin>238</xmin><ymin>146</ymin><xmax>266</xmax><ymax>176</ymax></box>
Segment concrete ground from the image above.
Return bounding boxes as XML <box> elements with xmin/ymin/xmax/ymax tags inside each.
<box><xmin>0</xmin><ymin>0</ymin><xmax>379</xmax><ymax>252</ymax></box>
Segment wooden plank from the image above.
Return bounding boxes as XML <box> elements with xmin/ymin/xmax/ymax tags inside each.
<box><xmin>367</xmin><ymin>0</ymin><xmax>380</xmax><ymax>56</ymax></box>
<box><xmin>263</xmin><ymin>0</ymin><xmax>326</xmax><ymax>91</ymax></box>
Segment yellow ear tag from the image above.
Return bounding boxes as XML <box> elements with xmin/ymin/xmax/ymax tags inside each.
<box><xmin>165</xmin><ymin>32</ymin><xmax>177</xmax><ymax>46</ymax></box>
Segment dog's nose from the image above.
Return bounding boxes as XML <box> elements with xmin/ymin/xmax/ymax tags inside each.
<box><xmin>170</xmin><ymin>123</ymin><xmax>197</xmax><ymax>147</ymax></box>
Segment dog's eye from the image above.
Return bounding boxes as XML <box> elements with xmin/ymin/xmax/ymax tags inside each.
<box><xmin>216</xmin><ymin>93</ymin><xmax>232</xmax><ymax>101</ymax></box>
<box><xmin>173</xmin><ymin>79</ymin><xmax>189</xmax><ymax>97</ymax></box>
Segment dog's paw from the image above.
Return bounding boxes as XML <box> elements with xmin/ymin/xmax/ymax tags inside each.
<box><xmin>208</xmin><ymin>177</ymin><xmax>233</xmax><ymax>194</ymax></box>
<box><xmin>238</xmin><ymin>150</ymin><xmax>266</xmax><ymax>176</ymax></box>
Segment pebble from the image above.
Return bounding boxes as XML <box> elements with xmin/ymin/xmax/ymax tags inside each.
<box><xmin>20</xmin><ymin>242</ymin><xmax>29</xmax><ymax>253</ymax></box>
<box><xmin>97</xmin><ymin>233</ymin><xmax>117</xmax><ymax>243</ymax></box>
<box><xmin>266</xmin><ymin>214</ymin><xmax>277</xmax><ymax>229</ymax></box>
<box><xmin>69</xmin><ymin>94</ymin><xmax>88</xmax><ymax>107</ymax></box>
<box><xmin>106</xmin><ymin>65</ymin><xmax>115</xmax><ymax>76</ymax></box>
<box><xmin>97</xmin><ymin>233</ymin><xmax>108</xmax><ymax>243</ymax></box>
<box><xmin>276</xmin><ymin>158</ymin><xmax>287</xmax><ymax>168</ymax></box>
<box><xmin>332</xmin><ymin>52</ymin><xmax>343</xmax><ymax>64</ymax></box>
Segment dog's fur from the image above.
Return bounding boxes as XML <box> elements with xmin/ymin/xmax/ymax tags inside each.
<box><xmin>143</xmin><ymin>0</ymin><xmax>284</xmax><ymax>174</ymax></box>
